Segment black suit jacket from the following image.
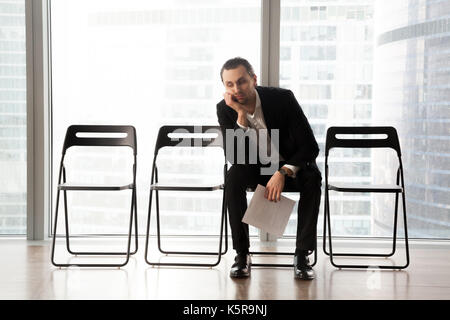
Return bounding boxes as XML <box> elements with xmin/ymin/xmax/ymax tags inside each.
<box><xmin>216</xmin><ymin>86</ymin><xmax>319</xmax><ymax>170</ymax></box>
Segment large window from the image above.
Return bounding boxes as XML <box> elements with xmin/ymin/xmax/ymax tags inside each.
<box><xmin>372</xmin><ymin>0</ymin><xmax>450</xmax><ymax>238</ymax></box>
<box><xmin>281</xmin><ymin>0</ymin><xmax>450</xmax><ymax>239</ymax></box>
<box><xmin>49</xmin><ymin>0</ymin><xmax>450</xmax><ymax>240</ymax></box>
<box><xmin>0</xmin><ymin>0</ymin><xmax>26</xmax><ymax>235</ymax></box>
<box><xmin>280</xmin><ymin>0</ymin><xmax>376</xmax><ymax>238</ymax></box>
<box><xmin>50</xmin><ymin>0</ymin><xmax>261</xmax><ymax>236</ymax></box>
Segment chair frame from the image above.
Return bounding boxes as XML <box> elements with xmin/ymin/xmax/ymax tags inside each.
<box><xmin>144</xmin><ymin>125</ymin><xmax>228</xmax><ymax>267</ymax></box>
<box><xmin>250</xmin><ymin>248</ymin><xmax>317</xmax><ymax>268</ymax></box>
<box><xmin>51</xmin><ymin>125</ymin><xmax>138</xmax><ymax>268</ymax></box>
<box><xmin>322</xmin><ymin>126</ymin><xmax>410</xmax><ymax>269</ymax></box>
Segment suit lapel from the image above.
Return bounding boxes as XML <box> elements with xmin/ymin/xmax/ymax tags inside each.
<box><xmin>256</xmin><ymin>86</ymin><xmax>276</xmax><ymax>137</ymax></box>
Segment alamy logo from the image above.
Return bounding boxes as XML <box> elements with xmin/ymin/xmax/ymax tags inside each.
<box><xmin>170</xmin><ymin>126</ymin><xmax>280</xmax><ymax>175</ymax></box>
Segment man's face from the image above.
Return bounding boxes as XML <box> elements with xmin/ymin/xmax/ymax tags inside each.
<box><xmin>222</xmin><ymin>65</ymin><xmax>257</xmax><ymax>105</ymax></box>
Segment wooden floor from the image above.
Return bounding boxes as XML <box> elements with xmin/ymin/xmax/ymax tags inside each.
<box><xmin>1</xmin><ymin>237</ymin><xmax>449</xmax><ymax>300</ymax></box>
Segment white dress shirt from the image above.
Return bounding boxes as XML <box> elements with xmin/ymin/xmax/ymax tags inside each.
<box><xmin>236</xmin><ymin>89</ymin><xmax>299</xmax><ymax>178</ymax></box>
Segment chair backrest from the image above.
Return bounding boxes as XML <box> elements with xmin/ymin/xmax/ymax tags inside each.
<box><xmin>325</xmin><ymin>126</ymin><xmax>401</xmax><ymax>157</ymax></box>
<box><xmin>62</xmin><ymin>125</ymin><xmax>137</xmax><ymax>155</ymax></box>
<box><xmin>154</xmin><ymin>125</ymin><xmax>224</xmax><ymax>155</ymax></box>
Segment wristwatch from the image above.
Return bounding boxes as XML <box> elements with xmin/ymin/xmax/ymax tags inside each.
<box><xmin>278</xmin><ymin>168</ymin><xmax>289</xmax><ymax>177</ymax></box>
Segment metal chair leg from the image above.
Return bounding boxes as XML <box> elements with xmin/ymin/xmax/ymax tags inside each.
<box><xmin>51</xmin><ymin>188</ymin><xmax>137</xmax><ymax>267</ymax></box>
<box><xmin>154</xmin><ymin>190</ymin><xmax>228</xmax><ymax>256</ymax></box>
<box><xmin>250</xmin><ymin>246</ymin><xmax>318</xmax><ymax>268</ymax></box>
<box><xmin>144</xmin><ymin>181</ymin><xmax>227</xmax><ymax>267</ymax></box>
<box><xmin>61</xmin><ymin>190</ymin><xmax>138</xmax><ymax>256</ymax></box>
<box><xmin>51</xmin><ymin>162</ymin><xmax>138</xmax><ymax>267</ymax></box>
<box><xmin>51</xmin><ymin>184</ymin><xmax>62</xmax><ymax>267</ymax></box>
<box><xmin>61</xmin><ymin>166</ymin><xmax>138</xmax><ymax>257</ymax></box>
<box><xmin>323</xmin><ymin>193</ymin><xmax>399</xmax><ymax>257</ymax></box>
<box><xmin>400</xmin><ymin>168</ymin><xmax>410</xmax><ymax>269</ymax></box>
<box><xmin>326</xmin><ymin>186</ymin><xmax>409</xmax><ymax>269</ymax></box>
<box><xmin>153</xmin><ymin>163</ymin><xmax>227</xmax><ymax>256</ymax></box>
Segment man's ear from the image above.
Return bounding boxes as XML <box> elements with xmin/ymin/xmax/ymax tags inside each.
<box><xmin>253</xmin><ymin>75</ymin><xmax>258</xmax><ymax>87</ymax></box>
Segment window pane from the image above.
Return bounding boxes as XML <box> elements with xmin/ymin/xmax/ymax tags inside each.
<box><xmin>373</xmin><ymin>0</ymin><xmax>450</xmax><ymax>239</ymax></box>
<box><xmin>281</xmin><ymin>0</ymin><xmax>375</xmax><ymax>238</ymax></box>
<box><xmin>281</xmin><ymin>0</ymin><xmax>450</xmax><ymax>239</ymax></box>
<box><xmin>51</xmin><ymin>0</ymin><xmax>261</xmax><ymax>236</ymax></box>
<box><xmin>0</xmin><ymin>0</ymin><xmax>26</xmax><ymax>235</ymax></box>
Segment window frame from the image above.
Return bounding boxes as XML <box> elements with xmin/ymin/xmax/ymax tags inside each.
<box><xmin>25</xmin><ymin>0</ymin><xmax>52</xmax><ymax>240</ymax></box>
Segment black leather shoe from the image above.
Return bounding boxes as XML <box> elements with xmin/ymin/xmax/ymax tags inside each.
<box><xmin>294</xmin><ymin>254</ymin><xmax>315</xmax><ymax>280</ymax></box>
<box><xmin>230</xmin><ymin>254</ymin><xmax>251</xmax><ymax>278</ymax></box>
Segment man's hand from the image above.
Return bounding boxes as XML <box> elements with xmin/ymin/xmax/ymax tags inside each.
<box><xmin>264</xmin><ymin>171</ymin><xmax>285</xmax><ymax>202</ymax></box>
<box><xmin>223</xmin><ymin>92</ymin><xmax>243</xmax><ymax>113</ymax></box>
<box><xmin>223</xmin><ymin>92</ymin><xmax>249</xmax><ymax>127</ymax></box>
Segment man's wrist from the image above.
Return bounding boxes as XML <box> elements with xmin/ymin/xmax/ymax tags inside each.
<box><xmin>278</xmin><ymin>168</ymin><xmax>289</xmax><ymax>178</ymax></box>
<box><xmin>237</xmin><ymin>111</ymin><xmax>248</xmax><ymax>127</ymax></box>
<box><xmin>237</xmin><ymin>109</ymin><xmax>247</xmax><ymax>117</ymax></box>
<box><xmin>280</xmin><ymin>166</ymin><xmax>293</xmax><ymax>177</ymax></box>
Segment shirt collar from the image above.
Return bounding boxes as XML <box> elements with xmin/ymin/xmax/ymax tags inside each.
<box><xmin>248</xmin><ymin>89</ymin><xmax>261</xmax><ymax>119</ymax></box>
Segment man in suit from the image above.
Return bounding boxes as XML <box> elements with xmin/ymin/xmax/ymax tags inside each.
<box><xmin>216</xmin><ymin>57</ymin><xmax>322</xmax><ymax>280</ymax></box>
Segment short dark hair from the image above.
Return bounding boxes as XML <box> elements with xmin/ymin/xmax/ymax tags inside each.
<box><xmin>220</xmin><ymin>57</ymin><xmax>255</xmax><ymax>82</ymax></box>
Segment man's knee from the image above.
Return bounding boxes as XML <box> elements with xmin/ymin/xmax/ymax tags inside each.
<box><xmin>226</xmin><ymin>165</ymin><xmax>252</xmax><ymax>189</ymax></box>
<box><xmin>297</xmin><ymin>168</ymin><xmax>322</xmax><ymax>189</ymax></box>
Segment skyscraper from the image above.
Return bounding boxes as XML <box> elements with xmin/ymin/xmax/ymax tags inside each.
<box><xmin>373</xmin><ymin>0</ymin><xmax>450</xmax><ymax>238</ymax></box>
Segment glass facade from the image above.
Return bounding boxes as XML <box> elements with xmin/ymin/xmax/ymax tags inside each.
<box><xmin>0</xmin><ymin>0</ymin><xmax>26</xmax><ymax>235</ymax></box>
<box><xmin>280</xmin><ymin>0</ymin><xmax>375</xmax><ymax>237</ymax></box>
<box><xmin>281</xmin><ymin>0</ymin><xmax>450</xmax><ymax>239</ymax></box>
<box><xmin>48</xmin><ymin>0</ymin><xmax>450</xmax><ymax>240</ymax></box>
<box><xmin>372</xmin><ymin>0</ymin><xmax>450</xmax><ymax>238</ymax></box>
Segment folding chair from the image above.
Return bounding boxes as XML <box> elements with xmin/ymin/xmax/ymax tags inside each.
<box><xmin>144</xmin><ymin>125</ymin><xmax>228</xmax><ymax>267</ymax></box>
<box><xmin>51</xmin><ymin>125</ymin><xmax>138</xmax><ymax>268</ymax></box>
<box><xmin>323</xmin><ymin>126</ymin><xmax>410</xmax><ymax>269</ymax></box>
<box><xmin>248</xmin><ymin>184</ymin><xmax>317</xmax><ymax>268</ymax></box>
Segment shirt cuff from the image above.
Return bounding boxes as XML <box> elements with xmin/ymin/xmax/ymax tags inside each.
<box><xmin>282</xmin><ymin>164</ymin><xmax>299</xmax><ymax>178</ymax></box>
<box><xmin>236</xmin><ymin>120</ymin><xmax>249</xmax><ymax>132</ymax></box>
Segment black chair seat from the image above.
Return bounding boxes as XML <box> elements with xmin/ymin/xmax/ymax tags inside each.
<box><xmin>328</xmin><ymin>183</ymin><xmax>402</xmax><ymax>193</ymax></box>
<box><xmin>150</xmin><ymin>181</ymin><xmax>223</xmax><ymax>191</ymax></box>
<box><xmin>58</xmin><ymin>182</ymin><xmax>134</xmax><ymax>191</ymax></box>
<box><xmin>246</xmin><ymin>185</ymin><xmax>300</xmax><ymax>193</ymax></box>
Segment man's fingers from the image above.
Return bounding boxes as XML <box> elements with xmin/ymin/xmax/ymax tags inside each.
<box><xmin>271</xmin><ymin>188</ymin><xmax>277</xmax><ymax>202</ymax></box>
<box><xmin>267</xmin><ymin>187</ymin><xmax>272</xmax><ymax>201</ymax></box>
<box><xmin>266</xmin><ymin>183</ymin><xmax>284</xmax><ymax>202</ymax></box>
<box><xmin>266</xmin><ymin>186</ymin><xmax>277</xmax><ymax>202</ymax></box>
<box><xmin>223</xmin><ymin>92</ymin><xmax>231</xmax><ymax>103</ymax></box>
<box><xmin>275</xmin><ymin>189</ymin><xmax>280</xmax><ymax>202</ymax></box>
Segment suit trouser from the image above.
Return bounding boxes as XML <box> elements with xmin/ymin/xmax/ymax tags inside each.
<box><xmin>225</xmin><ymin>162</ymin><xmax>322</xmax><ymax>254</ymax></box>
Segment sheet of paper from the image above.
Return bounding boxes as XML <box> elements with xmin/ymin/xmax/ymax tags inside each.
<box><xmin>242</xmin><ymin>184</ymin><xmax>296</xmax><ymax>237</ymax></box>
